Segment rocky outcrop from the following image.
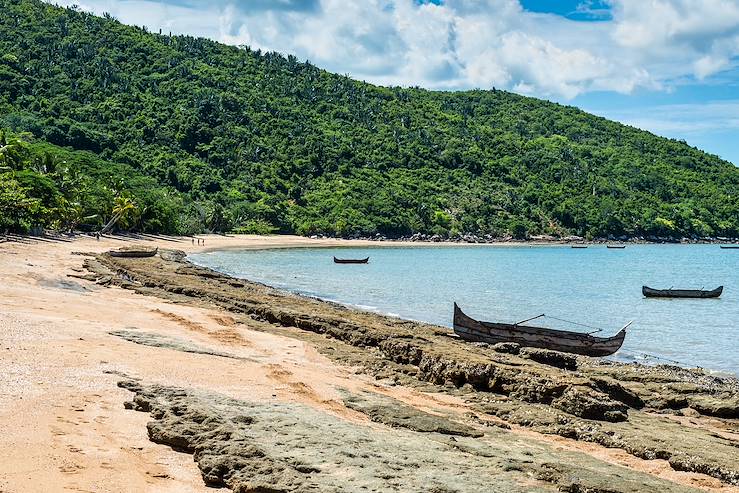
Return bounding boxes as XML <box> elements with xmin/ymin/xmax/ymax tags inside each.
<box><xmin>119</xmin><ymin>380</ymin><xmax>702</xmax><ymax>493</ymax></box>
<box><xmin>109</xmin><ymin>329</ymin><xmax>242</xmax><ymax>360</ymax></box>
<box><xmin>86</xmin><ymin>253</ymin><xmax>739</xmax><ymax>487</ymax></box>
<box><xmin>340</xmin><ymin>390</ymin><xmax>483</xmax><ymax>437</ymax></box>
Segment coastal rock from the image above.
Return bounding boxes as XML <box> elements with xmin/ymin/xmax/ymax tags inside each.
<box><xmin>491</xmin><ymin>342</ymin><xmax>521</xmax><ymax>355</ymax></box>
<box><xmin>688</xmin><ymin>395</ymin><xmax>739</xmax><ymax>418</ymax></box>
<box><xmin>341</xmin><ymin>390</ymin><xmax>483</xmax><ymax>437</ymax></box>
<box><xmin>551</xmin><ymin>386</ymin><xmax>628</xmax><ymax>422</ymax></box>
<box><xmin>109</xmin><ymin>329</ymin><xmax>243</xmax><ymax>360</ymax></box>
<box><xmin>119</xmin><ymin>380</ymin><xmax>703</xmax><ymax>492</ymax></box>
<box><xmin>89</xmin><ymin>254</ymin><xmax>739</xmax><ymax>487</ymax></box>
<box><xmin>159</xmin><ymin>249</ymin><xmax>187</xmax><ymax>262</ymax></box>
<box><xmin>518</xmin><ymin>347</ymin><xmax>577</xmax><ymax>370</ymax></box>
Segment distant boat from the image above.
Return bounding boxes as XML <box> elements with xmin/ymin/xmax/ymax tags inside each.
<box><xmin>107</xmin><ymin>246</ymin><xmax>158</xmax><ymax>258</ymax></box>
<box><xmin>452</xmin><ymin>303</ymin><xmax>629</xmax><ymax>357</ymax></box>
<box><xmin>607</xmin><ymin>245</ymin><xmax>626</xmax><ymax>249</ymax></box>
<box><xmin>720</xmin><ymin>246</ymin><xmax>739</xmax><ymax>249</ymax></box>
<box><xmin>642</xmin><ymin>286</ymin><xmax>723</xmax><ymax>298</ymax></box>
<box><xmin>333</xmin><ymin>256</ymin><xmax>369</xmax><ymax>264</ymax></box>
<box><xmin>571</xmin><ymin>245</ymin><xmax>588</xmax><ymax>249</ymax></box>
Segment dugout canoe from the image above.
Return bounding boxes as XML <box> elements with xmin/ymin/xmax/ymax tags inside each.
<box><xmin>642</xmin><ymin>286</ymin><xmax>723</xmax><ymax>298</ymax></box>
<box><xmin>607</xmin><ymin>245</ymin><xmax>626</xmax><ymax>249</ymax></box>
<box><xmin>333</xmin><ymin>256</ymin><xmax>370</xmax><ymax>264</ymax></box>
<box><xmin>107</xmin><ymin>246</ymin><xmax>158</xmax><ymax>258</ymax></box>
<box><xmin>720</xmin><ymin>246</ymin><xmax>739</xmax><ymax>249</ymax></box>
<box><xmin>452</xmin><ymin>303</ymin><xmax>628</xmax><ymax>357</ymax></box>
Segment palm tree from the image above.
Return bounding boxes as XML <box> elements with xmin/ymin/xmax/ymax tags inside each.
<box><xmin>100</xmin><ymin>194</ymin><xmax>137</xmax><ymax>234</ymax></box>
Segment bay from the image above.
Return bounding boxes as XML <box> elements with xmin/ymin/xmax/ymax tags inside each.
<box><xmin>190</xmin><ymin>245</ymin><xmax>739</xmax><ymax>375</ymax></box>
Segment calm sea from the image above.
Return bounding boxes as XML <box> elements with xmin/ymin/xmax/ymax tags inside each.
<box><xmin>190</xmin><ymin>245</ymin><xmax>739</xmax><ymax>375</ymax></box>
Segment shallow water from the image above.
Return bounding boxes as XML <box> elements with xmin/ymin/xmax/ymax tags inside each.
<box><xmin>190</xmin><ymin>245</ymin><xmax>739</xmax><ymax>375</ymax></box>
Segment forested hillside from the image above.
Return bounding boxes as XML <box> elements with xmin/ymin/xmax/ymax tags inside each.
<box><xmin>1</xmin><ymin>0</ymin><xmax>738</xmax><ymax>238</ymax></box>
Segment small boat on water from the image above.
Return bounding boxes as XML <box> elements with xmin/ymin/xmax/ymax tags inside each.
<box><xmin>107</xmin><ymin>246</ymin><xmax>158</xmax><ymax>258</ymax></box>
<box><xmin>452</xmin><ymin>303</ymin><xmax>629</xmax><ymax>357</ymax></box>
<box><xmin>333</xmin><ymin>256</ymin><xmax>369</xmax><ymax>264</ymax></box>
<box><xmin>571</xmin><ymin>245</ymin><xmax>588</xmax><ymax>249</ymax></box>
<box><xmin>720</xmin><ymin>246</ymin><xmax>739</xmax><ymax>249</ymax></box>
<box><xmin>642</xmin><ymin>286</ymin><xmax>723</xmax><ymax>298</ymax></box>
<box><xmin>607</xmin><ymin>245</ymin><xmax>626</xmax><ymax>249</ymax></box>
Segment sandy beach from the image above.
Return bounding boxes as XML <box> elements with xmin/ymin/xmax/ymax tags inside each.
<box><xmin>0</xmin><ymin>234</ymin><xmax>382</xmax><ymax>492</ymax></box>
<box><xmin>1</xmin><ymin>234</ymin><xmax>738</xmax><ymax>492</ymax></box>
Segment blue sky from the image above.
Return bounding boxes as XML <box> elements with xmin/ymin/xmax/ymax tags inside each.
<box><xmin>57</xmin><ymin>0</ymin><xmax>739</xmax><ymax>165</ymax></box>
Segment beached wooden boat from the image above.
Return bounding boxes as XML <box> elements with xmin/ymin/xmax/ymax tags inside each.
<box><xmin>333</xmin><ymin>256</ymin><xmax>369</xmax><ymax>264</ymax></box>
<box><xmin>107</xmin><ymin>246</ymin><xmax>158</xmax><ymax>258</ymax></box>
<box><xmin>607</xmin><ymin>245</ymin><xmax>626</xmax><ymax>249</ymax></box>
<box><xmin>642</xmin><ymin>286</ymin><xmax>722</xmax><ymax>298</ymax></box>
<box><xmin>452</xmin><ymin>303</ymin><xmax>628</xmax><ymax>357</ymax></box>
<box><xmin>720</xmin><ymin>246</ymin><xmax>739</xmax><ymax>249</ymax></box>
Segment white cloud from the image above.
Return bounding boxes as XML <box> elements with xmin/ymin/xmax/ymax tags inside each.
<box><xmin>592</xmin><ymin>99</ymin><xmax>739</xmax><ymax>135</ymax></box>
<box><xmin>49</xmin><ymin>0</ymin><xmax>739</xmax><ymax>99</ymax></box>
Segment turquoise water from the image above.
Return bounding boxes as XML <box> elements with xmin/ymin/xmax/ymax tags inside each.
<box><xmin>190</xmin><ymin>245</ymin><xmax>739</xmax><ymax>375</ymax></box>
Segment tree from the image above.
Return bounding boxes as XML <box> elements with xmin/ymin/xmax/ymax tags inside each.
<box><xmin>0</xmin><ymin>175</ymin><xmax>41</xmax><ymax>231</ymax></box>
<box><xmin>100</xmin><ymin>194</ymin><xmax>137</xmax><ymax>233</ymax></box>
<box><xmin>0</xmin><ymin>131</ymin><xmax>28</xmax><ymax>170</ymax></box>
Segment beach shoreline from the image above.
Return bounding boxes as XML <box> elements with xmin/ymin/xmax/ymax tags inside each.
<box><xmin>1</xmin><ymin>233</ymin><xmax>738</xmax><ymax>492</ymax></box>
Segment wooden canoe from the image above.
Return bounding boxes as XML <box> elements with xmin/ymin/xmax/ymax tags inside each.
<box><xmin>452</xmin><ymin>303</ymin><xmax>628</xmax><ymax>357</ymax></box>
<box><xmin>571</xmin><ymin>245</ymin><xmax>588</xmax><ymax>249</ymax></box>
<box><xmin>642</xmin><ymin>286</ymin><xmax>722</xmax><ymax>298</ymax></box>
<box><xmin>333</xmin><ymin>256</ymin><xmax>369</xmax><ymax>264</ymax></box>
<box><xmin>607</xmin><ymin>245</ymin><xmax>626</xmax><ymax>249</ymax></box>
<box><xmin>720</xmin><ymin>246</ymin><xmax>739</xmax><ymax>249</ymax></box>
<box><xmin>108</xmin><ymin>246</ymin><xmax>158</xmax><ymax>258</ymax></box>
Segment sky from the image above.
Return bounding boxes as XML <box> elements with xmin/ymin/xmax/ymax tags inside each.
<box><xmin>52</xmin><ymin>0</ymin><xmax>739</xmax><ymax>165</ymax></box>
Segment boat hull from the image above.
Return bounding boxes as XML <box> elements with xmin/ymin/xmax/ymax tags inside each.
<box><xmin>452</xmin><ymin>304</ymin><xmax>626</xmax><ymax>357</ymax></box>
<box><xmin>642</xmin><ymin>286</ymin><xmax>722</xmax><ymax>298</ymax></box>
<box><xmin>108</xmin><ymin>247</ymin><xmax>158</xmax><ymax>258</ymax></box>
<box><xmin>333</xmin><ymin>256</ymin><xmax>369</xmax><ymax>264</ymax></box>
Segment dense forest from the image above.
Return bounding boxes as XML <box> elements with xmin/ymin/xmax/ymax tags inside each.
<box><xmin>1</xmin><ymin>0</ymin><xmax>738</xmax><ymax>239</ymax></box>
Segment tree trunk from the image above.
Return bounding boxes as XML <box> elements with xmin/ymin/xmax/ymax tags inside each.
<box><xmin>100</xmin><ymin>212</ymin><xmax>122</xmax><ymax>234</ymax></box>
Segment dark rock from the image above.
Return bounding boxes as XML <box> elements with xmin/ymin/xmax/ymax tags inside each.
<box><xmin>159</xmin><ymin>249</ymin><xmax>187</xmax><ymax>262</ymax></box>
<box><xmin>519</xmin><ymin>348</ymin><xmax>577</xmax><ymax>370</ymax></box>
<box><xmin>491</xmin><ymin>342</ymin><xmax>521</xmax><ymax>355</ymax></box>
<box><xmin>551</xmin><ymin>386</ymin><xmax>628</xmax><ymax>422</ymax></box>
<box><xmin>688</xmin><ymin>396</ymin><xmax>739</xmax><ymax>418</ymax></box>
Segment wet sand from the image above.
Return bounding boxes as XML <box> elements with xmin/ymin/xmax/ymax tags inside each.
<box><xmin>1</xmin><ymin>234</ymin><xmax>738</xmax><ymax>492</ymax></box>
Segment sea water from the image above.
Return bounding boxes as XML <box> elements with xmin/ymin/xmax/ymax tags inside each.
<box><xmin>190</xmin><ymin>245</ymin><xmax>739</xmax><ymax>375</ymax></box>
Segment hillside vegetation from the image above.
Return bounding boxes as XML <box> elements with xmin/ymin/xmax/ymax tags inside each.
<box><xmin>1</xmin><ymin>0</ymin><xmax>738</xmax><ymax>238</ymax></box>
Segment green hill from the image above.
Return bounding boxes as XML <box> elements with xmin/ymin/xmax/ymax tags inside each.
<box><xmin>1</xmin><ymin>0</ymin><xmax>738</xmax><ymax>238</ymax></box>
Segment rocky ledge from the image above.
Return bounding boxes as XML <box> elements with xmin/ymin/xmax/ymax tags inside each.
<box><xmin>84</xmin><ymin>250</ymin><xmax>739</xmax><ymax>489</ymax></box>
<box><xmin>120</xmin><ymin>380</ymin><xmax>704</xmax><ymax>492</ymax></box>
